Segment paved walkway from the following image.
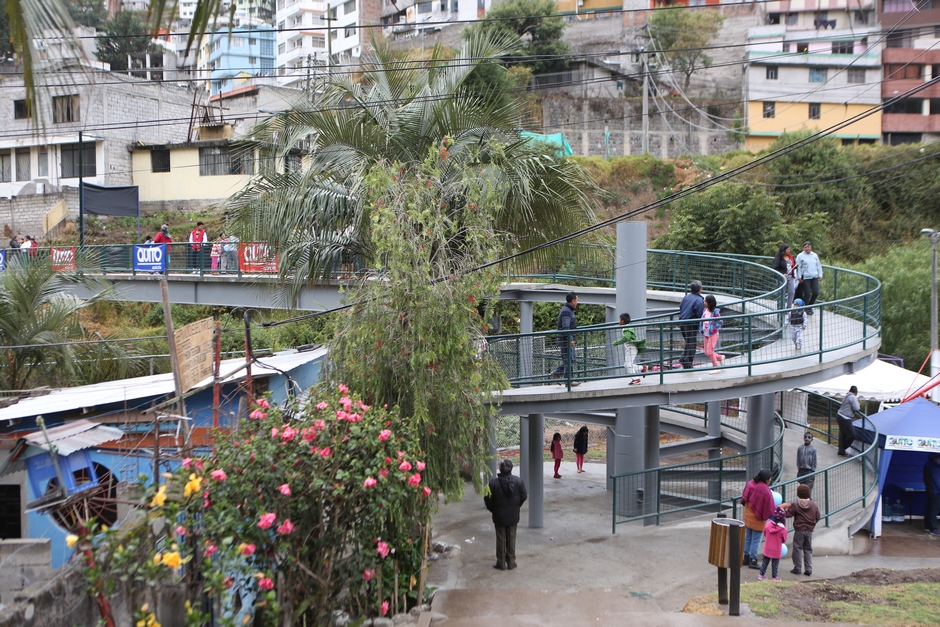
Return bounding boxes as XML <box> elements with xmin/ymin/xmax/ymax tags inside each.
<box><xmin>427</xmin><ymin>458</ymin><xmax>938</xmax><ymax>626</ymax></box>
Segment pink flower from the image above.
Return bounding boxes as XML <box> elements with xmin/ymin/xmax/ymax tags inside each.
<box><xmin>363</xmin><ymin>568</ymin><xmax>375</xmax><ymax>582</ymax></box>
<box><xmin>223</xmin><ymin>576</ymin><xmax>233</xmax><ymax>589</ymax></box>
<box><xmin>348</xmin><ymin>413</ymin><xmax>362</xmax><ymax>423</ymax></box>
<box><xmin>379</xmin><ymin>429</ymin><xmax>392</xmax><ymax>442</ymax></box>
<box><xmin>301</xmin><ymin>427</ymin><xmax>316</xmax><ymax>442</ymax></box>
<box><xmin>314</xmin><ymin>419</ymin><xmax>326</xmax><ymax>430</ymax></box>
<box><xmin>399</xmin><ymin>461</ymin><xmax>412</xmax><ymax>472</ymax></box>
<box><xmin>381</xmin><ymin>600</ymin><xmax>389</xmax><ymax>616</ymax></box>
<box><xmin>316</xmin><ymin>401</ymin><xmax>329</xmax><ymax>410</ymax></box>
<box><xmin>423</xmin><ymin>486</ymin><xmax>432</xmax><ymax>497</ymax></box>
<box><xmin>340</xmin><ymin>397</ymin><xmax>352</xmax><ymax>411</ymax></box>
<box><xmin>408</xmin><ymin>473</ymin><xmax>422</xmax><ymax>487</ymax></box>
<box><xmin>182</xmin><ymin>458</ymin><xmax>192</xmax><ymax>470</ymax></box>
<box><xmin>257</xmin><ymin>513</ymin><xmax>277</xmax><ymax>530</ymax></box>
<box><xmin>397</xmin><ymin>451</ymin><xmax>406</xmax><ymax>460</ymax></box>
<box><xmin>211</xmin><ymin>469</ymin><xmax>227</xmax><ymax>481</ymax></box>
<box><xmin>416</xmin><ymin>461</ymin><xmax>426</xmax><ymax>472</ymax></box>
<box><xmin>281</xmin><ymin>426</ymin><xmax>296</xmax><ymax>442</ymax></box>
<box><xmin>363</xmin><ymin>477</ymin><xmax>377</xmax><ymax>488</ymax></box>
<box><xmin>379</xmin><ymin>469</ymin><xmax>389</xmax><ymax>479</ymax></box>
<box><xmin>176</xmin><ymin>526</ymin><xmax>187</xmax><ymax>536</ymax></box>
<box><xmin>319</xmin><ymin>447</ymin><xmax>332</xmax><ymax>459</ymax></box>
<box><xmin>250</xmin><ymin>410</ymin><xmax>267</xmax><ymax>420</ymax></box>
<box><xmin>241</xmin><ymin>544</ymin><xmax>256</xmax><ymax>556</ymax></box>
<box><xmin>357</xmin><ymin>400</ymin><xmax>372</xmax><ymax>411</ymax></box>
<box><xmin>257</xmin><ymin>399</ymin><xmax>270</xmax><ymax>409</ymax></box>
<box><xmin>194</xmin><ymin>459</ymin><xmax>204</xmax><ymax>471</ymax></box>
<box><xmin>278</xmin><ymin>484</ymin><xmax>291</xmax><ymax>496</ymax></box>
<box><xmin>335</xmin><ymin>410</ymin><xmax>350</xmax><ymax>421</ymax></box>
<box><xmin>258</xmin><ymin>577</ymin><xmax>274</xmax><ymax>591</ymax></box>
<box><xmin>277</xmin><ymin>519</ymin><xmax>296</xmax><ymax>535</ymax></box>
<box><xmin>204</xmin><ymin>544</ymin><xmax>217</xmax><ymax>559</ymax></box>
<box><xmin>270</xmin><ymin>427</ymin><xmax>279</xmax><ymax>438</ymax></box>
<box><xmin>338</xmin><ymin>383</ymin><xmax>349</xmax><ymax>394</ymax></box>
<box><xmin>377</xmin><ymin>541</ymin><xmax>390</xmax><ymax>559</ymax></box>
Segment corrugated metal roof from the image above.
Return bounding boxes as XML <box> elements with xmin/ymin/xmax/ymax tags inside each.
<box><xmin>24</xmin><ymin>420</ymin><xmax>126</xmax><ymax>456</ymax></box>
<box><xmin>0</xmin><ymin>348</ymin><xmax>326</xmax><ymax>422</ymax></box>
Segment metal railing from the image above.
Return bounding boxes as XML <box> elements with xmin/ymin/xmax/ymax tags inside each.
<box><xmin>490</xmin><ymin>251</ymin><xmax>881</xmax><ymax>389</ymax></box>
<box><xmin>611</xmin><ymin>410</ymin><xmax>785</xmax><ymax>532</ymax></box>
<box><xmin>611</xmin><ymin>392</ymin><xmax>880</xmax><ymax>533</ymax></box>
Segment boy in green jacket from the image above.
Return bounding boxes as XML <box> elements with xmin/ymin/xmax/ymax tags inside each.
<box><xmin>612</xmin><ymin>313</ymin><xmax>644</xmax><ymax>385</ymax></box>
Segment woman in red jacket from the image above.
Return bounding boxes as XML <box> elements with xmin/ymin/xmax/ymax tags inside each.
<box><xmin>741</xmin><ymin>468</ymin><xmax>774</xmax><ymax>569</ymax></box>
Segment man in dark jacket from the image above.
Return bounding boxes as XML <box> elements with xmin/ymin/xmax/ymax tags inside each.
<box><xmin>678</xmin><ymin>280</ymin><xmax>705</xmax><ymax>369</ymax></box>
<box><xmin>484</xmin><ymin>459</ymin><xmax>528</xmax><ymax>570</ymax></box>
<box><xmin>551</xmin><ymin>292</ymin><xmax>579</xmax><ymax>384</ymax></box>
<box><xmin>923</xmin><ymin>453</ymin><xmax>940</xmax><ymax>535</ymax></box>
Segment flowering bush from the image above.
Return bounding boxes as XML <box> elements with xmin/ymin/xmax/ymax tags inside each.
<box><xmin>76</xmin><ymin>385</ymin><xmax>433</xmax><ymax>626</ymax></box>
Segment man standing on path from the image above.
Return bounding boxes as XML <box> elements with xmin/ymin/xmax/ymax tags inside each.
<box><xmin>796</xmin><ymin>432</ymin><xmax>818</xmax><ymax>492</ymax></box>
<box><xmin>484</xmin><ymin>459</ymin><xmax>528</xmax><ymax>571</ymax></box>
<box><xmin>678</xmin><ymin>280</ymin><xmax>705</xmax><ymax>369</ymax></box>
<box><xmin>836</xmin><ymin>385</ymin><xmax>860</xmax><ymax>456</ymax></box>
<box><xmin>551</xmin><ymin>292</ymin><xmax>580</xmax><ymax>385</ymax></box>
<box><xmin>923</xmin><ymin>453</ymin><xmax>940</xmax><ymax>535</ymax></box>
<box><xmin>189</xmin><ymin>221</ymin><xmax>209</xmax><ymax>273</ymax></box>
<box><xmin>796</xmin><ymin>241</ymin><xmax>823</xmax><ymax>315</ymax></box>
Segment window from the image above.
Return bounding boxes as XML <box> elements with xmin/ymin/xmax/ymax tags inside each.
<box><xmin>249</xmin><ymin>38</ymin><xmax>257</xmax><ymax>45</ymax></box>
<box><xmin>808</xmin><ymin>103</ymin><xmax>821</xmax><ymax>120</ymax></box>
<box><xmin>278</xmin><ymin>43</ymin><xmax>286</xmax><ymax>54</ymax></box>
<box><xmin>886</xmin><ymin>29</ymin><xmax>912</xmax><ymax>48</ymax></box>
<box><xmin>883</xmin><ymin>97</ymin><xmax>923</xmax><ymax>114</ymax></box>
<box><xmin>52</xmin><ymin>95</ymin><xmax>79</xmax><ymax>123</ymax></box>
<box><xmin>785</xmin><ymin>13</ymin><xmax>798</xmax><ymax>25</ymax></box>
<box><xmin>0</xmin><ymin>152</ymin><xmax>10</xmax><ymax>182</ymax></box>
<box><xmin>199</xmin><ymin>146</ymin><xmax>251</xmax><ymax>176</ymax></box>
<box><xmin>151</xmin><ymin>149</ymin><xmax>171</xmax><ymax>173</ymax></box>
<box><xmin>60</xmin><ymin>142</ymin><xmax>96</xmax><ymax>178</ymax></box>
<box><xmin>417</xmin><ymin>1</ymin><xmax>433</xmax><ymax>13</ymax></box>
<box><xmin>854</xmin><ymin>10</ymin><xmax>870</xmax><ymax>24</ymax></box>
<box><xmin>15</xmin><ymin>149</ymin><xmax>30</xmax><ymax>181</ymax></box>
<box><xmin>14</xmin><ymin>99</ymin><xmax>29</xmax><ymax>119</ymax></box>
<box><xmin>832</xmin><ymin>41</ymin><xmax>854</xmax><ymax>55</ymax></box>
<box><xmin>249</xmin><ymin>56</ymin><xmax>257</xmax><ymax>65</ymax></box>
<box><xmin>886</xmin><ymin>63</ymin><xmax>924</xmax><ymax>80</ymax></box>
<box><xmin>344</xmin><ymin>26</ymin><xmax>356</xmax><ymax>37</ymax></box>
<box><xmin>848</xmin><ymin>68</ymin><xmax>866</xmax><ymax>83</ymax></box>
<box><xmin>38</xmin><ymin>149</ymin><xmax>48</xmax><ymax>177</ymax></box>
<box><xmin>766</xmin><ymin>66</ymin><xmax>778</xmax><ymax>80</ymax></box>
<box><xmin>344</xmin><ymin>0</ymin><xmax>356</xmax><ymax>13</ymax></box>
<box><xmin>884</xmin><ymin>0</ymin><xmax>909</xmax><ymax>11</ymax></box>
<box><xmin>809</xmin><ymin>67</ymin><xmax>827</xmax><ymax>82</ymax></box>
<box><xmin>762</xmin><ymin>102</ymin><xmax>775</xmax><ymax>118</ymax></box>
<box><xmin>329</xmin><ymin>7</ymin><xmax>337</xmax><ymax>19</ymax></box>
<box><xmin>766</xmin><ymin>13</ymin><xmax>780</xmax><ymax>24</ymax></box>
<box><xmin>796</xmin><ymin>42</ymin><xmax>809</xmax><ymax>53</ymax></box>
<box><xmin>451</xmin><ymin>0</ymin><xmax>458</xmax><ymax>10</ymax></box>
<box><xmin>311</xmin><ymin>35</ymin><xmax>325</xmax><ymax>48</ymax></box>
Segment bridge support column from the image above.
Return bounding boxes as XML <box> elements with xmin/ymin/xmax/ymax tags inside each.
<box><xmin>520</xmin><ymin>301</ymin><xmax>533</xmax><ymax>383</ymax></box>
<box><xmin>608</xmin><ymin>406</ymin><xmax>645</xmax><ymax>516</ymax></box>
<box><xmin>746</xmin><ymin>393</ymin><xmax>776</xmax><ymax>480</ymax></box>
<box><xmin>616</xmin><ymin>222</ymin><xmax>648</xmax><ymax>319</ymax></box>
<box><xmin>527</xmin><ymin>413</ymin><xmax>544</xmax><ymax>528</ymax></box>
<box><xmin>519</xmin><ymin>415</ymin><xmax>529</xmax><ymax>487</ymax></box>
<box><xmin>643</xmin><ymin>404</ymin><xmax>660</xmax><ymax>526</ymax></box>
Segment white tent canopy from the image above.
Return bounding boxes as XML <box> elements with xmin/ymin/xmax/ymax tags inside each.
<box><xmin>799</xmin><ymin>359</ymin><xmax>933</xmax><ymax>402</ymax></box>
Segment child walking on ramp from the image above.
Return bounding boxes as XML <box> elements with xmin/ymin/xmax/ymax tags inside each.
<box><xmin>788</xmin><ymin>298</ymin><xmax>807</xmax><ymax>352</ymax></box>
<box><xmin>701</xmin><ymin>294</ymin><xmax>725</xmax><ymax>372</ymax></box>
<box><xmin>612</xmin><ymin>313</ymin><xmax>644</xmax><ymax>385</ymax></box>
<box><xmin>759</xmin><ymin>507</ymin><xmax>789</xmax><ymax>581</ymax></box>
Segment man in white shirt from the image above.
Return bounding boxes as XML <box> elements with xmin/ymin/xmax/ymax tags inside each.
<box><xmin>795</xmin><ymin>241</ymin><xmax>823</xmax><ymax>315</ymax></box>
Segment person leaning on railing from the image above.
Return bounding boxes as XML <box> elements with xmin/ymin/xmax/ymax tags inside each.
<box><xmin>836</xmin><ymin>386</ymin><xmax>859</xmax><ymax>456</ymax></box>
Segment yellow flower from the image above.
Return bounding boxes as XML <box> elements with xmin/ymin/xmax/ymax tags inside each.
<box><xmin>153</xmin><ymin>553</ymin><xmax>162</xmax><ymax>566</ymax></box>
<box><xmin>183</xmin><ymin>473</ymin><xmax>202</xmax><ymax>497</ymax></box>
<box><xmin>185</xmin><ymin>600</ymin><xmax>192</xmax><ymax>615</ymax></box>
<box><xmin>136</xmin><ymin>620</ymin><xmax>145</xmax><ymax>627</ymax></box>
<box><xmin>150</xmin><ymin>486</ymin><xmax>167</xmax><ymax>508</ymax></box>
<box><xmin>65</xmin><ymin>535</ymin><xmax>79</xmax><ymax>549</ymax></box>
<box><xmin>161</xmin><ymin>551</ymin><xmax>182</xmax><ymax>570</ymax></box>
<box><xmin>161</xmin><ymin>472</ymin><xmax>173</xmax><ymax>479</ymax></box>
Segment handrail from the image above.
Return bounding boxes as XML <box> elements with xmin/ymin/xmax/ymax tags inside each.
<box><xmin>611</xmin><ymin>411</ymin><xmax>786</xmax><ymax>532</ymax></box>
<box><xmin>489</xmin><ymin>252</ymin><xmax>881</xmax><ymax>390</ymax></box>
<box><xmin>611</xmin><ymin>393</ymin><xmax>880</xmax><ymax>533</ymax></box>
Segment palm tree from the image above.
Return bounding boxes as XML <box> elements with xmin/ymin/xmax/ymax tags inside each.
<box><xmin>0</xmin><ymin>256</ymin><xmax>139</xmax><ymax>391</ymax></box>
<box><xmin>229</xmin><ymin>33</ymin><xmax>599</xmax><ymax>299</ymax></box>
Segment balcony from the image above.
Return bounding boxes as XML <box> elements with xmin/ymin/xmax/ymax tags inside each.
<box><xmin>882</xmin><ymin>78</ymin><xmax>940</xmax><ymax>99</ymax></box>
<box><xmin>882</xmin><ymin>113</ymin><xmax>940</xmax><ymax>133</ymax></box>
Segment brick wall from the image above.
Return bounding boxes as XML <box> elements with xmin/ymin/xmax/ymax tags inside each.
<box><xmin>0</xmin><ymin>189</ymin><xmax>79</xmax><ymax>241</ymax></box>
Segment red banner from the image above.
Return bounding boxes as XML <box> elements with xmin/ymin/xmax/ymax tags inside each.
<box><xmin>239</xmin><ymin>242</ymin><xmax>278</xmax><ymax>273</ymax></box>
<box><xmin>51</xmin><ymin>247</ymin><xmax>77</xmax><ymax>272</ymax></box>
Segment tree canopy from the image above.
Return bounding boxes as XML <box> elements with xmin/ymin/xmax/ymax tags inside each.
<box><xmin>67</xmin><ymin>0</ymin><xmax>106</xmax><ymax>27</ymax></box>
<box><xmin>646</xmin><ymin>8</ymin><xmax>724</xmax><ymax>91</ymax></box>
<box><xmin>465</xmin><ymin>0</ymin><xmax>571</xmax><ymax>76</ymax></box>
<box><xmin>95</xmin><ymin>10</ymin><xmax>156</xmax><ymax>71</ymax></box>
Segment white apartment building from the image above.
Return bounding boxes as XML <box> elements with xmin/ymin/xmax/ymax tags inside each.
<box><xmin>382</xmin><ymin>0</ymin><xmax>493</xmax><ymax>40</ymax></box>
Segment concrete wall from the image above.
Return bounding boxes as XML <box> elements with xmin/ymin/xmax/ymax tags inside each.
<box><xmin>131</xmin><ymin>148</ymin><xmax>253</xmax><ymax>202</ymax></box>
<box><xmin>0</xmin><ymin>540</ymin><xmax>53</xmax><ymax>606</ymax></box>
<box><xmin>0</xmin><ymin>188</ymin><xmax>79</xmax><ymax>241</ymax></box>
<box><xmin>541</xmin><ymin>94</ymin><xmax>742</xmax><ymax>158</ymax></box>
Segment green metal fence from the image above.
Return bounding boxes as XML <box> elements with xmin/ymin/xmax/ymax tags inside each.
<box><xmin>489</xmin><ymin>251</ymin><xmax>881</xmax><ymax>389</ymax></box>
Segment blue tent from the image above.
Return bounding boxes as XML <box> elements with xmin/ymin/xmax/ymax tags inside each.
<box><xmin>854</xmin><ymin>397</ymin><xmax>940</xmax><ymax>537</ymax></box>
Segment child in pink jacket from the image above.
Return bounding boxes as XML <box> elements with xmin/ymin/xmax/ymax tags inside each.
<box><xmin>759</xmin><ymin>507</ymin><xmax>789</xmax><ymax>581</ymax></box>
<box><xmin>551</xmin><ymin>432</ymin><xmax>563</xmax><ymax>479</ymax></box>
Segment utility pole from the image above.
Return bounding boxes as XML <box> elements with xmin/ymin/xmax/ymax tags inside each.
<box><xmin>79</xmin><ymin>130</ymin><xmax>85</xmax><ymax>247</ymax></box>
<box><xmin>326</xmin><ymin>4</ymin><xmax>332</xmax><ymax>80</ymax></box>
<box><xmin>641</xmin><ymin>50</ymin><xmax>649</xmax><ymax>155</ymax></box>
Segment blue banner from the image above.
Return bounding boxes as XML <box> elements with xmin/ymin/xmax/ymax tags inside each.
<box><xmin>133</xmin><ymin>244</ymin><xmax>166</xmax><ymax>272</ymax></box>
<box><xmin>0</xmin><ymin>249</ymin><xmax>5</xmax><ymax>271</ymax></box>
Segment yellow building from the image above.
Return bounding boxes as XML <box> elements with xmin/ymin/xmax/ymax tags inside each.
<box><xmin>744</xmin><ymin>101</ymin><xmax>882</xmax><ymax>151</ymax></box>
<box><xmin>553</xmin><ymin>0</ymin><xmax>621</xmax><ymax>16</ymax></box>
<box><xmin>131</xmin><ymin>140</ymin><xmax>256</xmax><ymax>203</ymax></box>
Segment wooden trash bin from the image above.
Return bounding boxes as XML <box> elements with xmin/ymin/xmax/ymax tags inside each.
<box><xmin>708</xmin><ymin>518</ymin><xmax>744</xmax><ymax>615</ymax></box>
<box><xmin>708</xmin><ymin>518</ymin><xmax>745</xmax><ymax>568</ymax></box>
